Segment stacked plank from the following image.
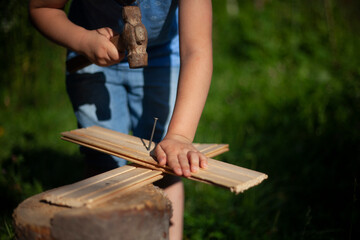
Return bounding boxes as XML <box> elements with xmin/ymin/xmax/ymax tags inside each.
<box><xmin>42</xmin><ymin>165</ymin><xmax>163</xmax><ymax>208</ymax></box>
<box><xmin>59</xmin><ymin>126</ymin><xmax>267</xmax><ymax>194</ymax></box>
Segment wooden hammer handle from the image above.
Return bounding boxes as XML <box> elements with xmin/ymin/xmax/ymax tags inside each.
<box><xmin>66</xmin><ymin>34</ymin><xmax>125</xmax><ymax>73</ymax></box>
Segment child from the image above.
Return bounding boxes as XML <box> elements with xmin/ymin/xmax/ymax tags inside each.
<box><xmin>29</xmin><ymin>0</ymin><xmax>212</xmax><ymax>239</ymax></box>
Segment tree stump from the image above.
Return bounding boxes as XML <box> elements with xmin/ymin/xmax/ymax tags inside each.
<box><xmin>13</xmin><ymin>184</ymin><xmax>172</xmax><ymax>240</ymax></box>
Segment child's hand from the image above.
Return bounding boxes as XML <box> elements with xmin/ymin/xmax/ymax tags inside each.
<box><xmin>154</xmin><ymin>134</ymin><xmax>208</xmax><ymax>177</ymax></box>
<box><xmin>78</xmin><ymin>27</ymin><xmax>125</xmax><ymax>66</ymax></box>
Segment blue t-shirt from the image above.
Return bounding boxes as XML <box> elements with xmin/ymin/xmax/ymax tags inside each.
<box><xmin>68</xmin><ymin>0</ymin><xmax>180</xmax><ymax>67</ymax></box>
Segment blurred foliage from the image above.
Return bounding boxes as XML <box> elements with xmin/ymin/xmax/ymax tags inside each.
<box><xmin>1</xmin><ymin>0</ymin><xmax>360</xmax><ymax>239</ymax></box>
<box><xmin>193</xmin><ymin>0</ymin><xmax>360</xmax><ymax>239</ymax></box>
<box><xmin>0</xmin><ymin>2</ymin><xmax>83</xmax><ymax>239</ymax></box>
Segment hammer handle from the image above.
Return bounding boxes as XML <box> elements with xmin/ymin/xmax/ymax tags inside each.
<box><xmin>66</xmin><ymin>35</ymin><xmax>125</xmax><ymax>73</ymax></box>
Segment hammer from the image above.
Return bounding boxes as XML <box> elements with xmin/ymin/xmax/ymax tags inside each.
<box><xmin>66</xmin><ymin>5</ymin><xmax>148</xmax><ymax>73</ymax></box>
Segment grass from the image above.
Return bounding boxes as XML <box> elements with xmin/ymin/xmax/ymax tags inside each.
<box><xmin>1</xmin><ymin>0</ymin><xmax>360</xmax><ymax>239</ymax></box>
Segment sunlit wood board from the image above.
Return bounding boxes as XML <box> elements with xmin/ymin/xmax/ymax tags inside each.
<box><xmin>42</xmin><ymin>164</ymin><xmax>163</xmax><ymax>208</ymax></box>
<box><xmin>60</xmin><ymin>126</ymin><xmax>267</xmax><ymax>194</ymax></box>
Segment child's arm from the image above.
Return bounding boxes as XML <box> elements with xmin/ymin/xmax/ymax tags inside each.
<box><xmin>29</xmin><ymin>0</ymin><xmax>123</xmax><ymax>66</ymax></box>
<box><xmin>154</xmin><ymin>0</ymin><xmax>213</xmax><ymax>177</ymax></box>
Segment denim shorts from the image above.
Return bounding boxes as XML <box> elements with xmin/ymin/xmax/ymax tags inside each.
<box><xmin>66</xmin><ymin>63</ymin><xmax>179</xmax><ymax>170</ymax></box>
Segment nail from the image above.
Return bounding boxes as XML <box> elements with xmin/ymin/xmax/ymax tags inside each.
<box><xmin>148</xmin><ymin>117</ymin><xmax>158</xmax><ymax>151</ymax></box>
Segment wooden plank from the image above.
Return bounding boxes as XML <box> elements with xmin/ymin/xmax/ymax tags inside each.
<box><xmin>204</xmin><ymin>165</ymin><xmax>253</xmax><ymax>183</ymax></box>
<box><xmin>192</xmin><ymin>143</ymin><xmax>217</xmax><ymax>152</ymax></box>
<box><xmin>62</xmin><ymin>129</ymin><xmax>229</xmax><ymax>167</ymax></box>
<box><xmin>192</xmin><ymin>164</ymin><xmax>267</xmax><ymax>193</ymax></box>
<box><xmin>207</xmin><ymin>158</ymin><xmax>264</xmax><ymax>178</ymax></box>
<box><xmin>86</xmin><ymin>174</ymin><xmax>164</xmax><ymax>208</ymax></box>
<box><xmin>76</xmin><ymin>127</ymin><xmax>229</xmax><ymax>159</ymax></box>
<box><xmin>42</xmin><ymin>165</ymin><xmax>135</xmax><ymax>202</ymax></box>
<box><xmin>43</xmin><ymin>125</ymin><xmax>266</xmax><ymax>208</ymax></box>
<box><xmin>61</xmin><ymin>131</ymin><xmax>159</xmax><ymax>165</ymax></box>
<box><xmin>63</xmin><ymin>167</ymin><xmax>153</xmax><ymax>200</ymax></box>
<box><xmin>61</xmin><ymin>135</ymin><xmax>229</xmax><ymax>186</ymax></box>
<box><xmin>42</xmin><ymin>165</ymin><xmax>164</xmax><ymax>208</ymax></box>
<box><xmin>61</xmin><ymin>126</ymin><xmax>268</xmax><ymax>194</ymax></box>
<box><xmin>201</xmin><ymin>146</ymin><xmax>229</xmax><ymax>158</ymax></box>
<box><xmin>193</xmin><ymin>143</ymin><xmax>229</xmax><ymax>158</ymax></box>
<box><xmin>193</xmin><ymin>143</ymin><xmax>226</xmax><ymax>153</ymax></box>
<box><xmin>61</xmin><ymin>135</ymin><xmax>217</xmax><ymax>187</ymax></box>
<box><xmin>89</xmin><ymin>126</ymin><xmax>147</xmax><ymax>145</ymax></box>
<box><xmin>61</xmin><ymin>136</ymin><xmax>169</xmax><ymax>172</ymax></box>
<box><xmin>190</xmin><ymin>169</ymin><xmax>241</xmax><ymax>188</ymax></box>
<box><xmin>61</xmin><ymin>133</ymin><xmax>230</xmax><ymax>181</ymax></box>
<box><xmin>76</xmin><ymin>128</ymin><xmax>150</xmax><ymax>157</ymax></box>
<box><xmin>88</xmin><ymin>126</ymin><xmax>149</xmax><ymax>148</ymax></box>
<box><xmin>84</xmin><ymin>170</ymin><xmax>162</xmax><ymax>202</ymax></box>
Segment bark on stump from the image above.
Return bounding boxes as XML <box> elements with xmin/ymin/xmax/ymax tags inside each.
<box><xmin>13</xmin><ymin>184</ymin><xmax>172</xmax><ymax>240</ymax></box>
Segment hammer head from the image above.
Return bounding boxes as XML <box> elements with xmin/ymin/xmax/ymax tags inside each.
<box><xmin>122</xmin><ymin>6</ymin><xmax>148</xmax><ymax>68</ymax></box>
<box><xmin>66</xmin><ymin>3</ymin><xmax>148</xmax><ymax>72</ymax></box>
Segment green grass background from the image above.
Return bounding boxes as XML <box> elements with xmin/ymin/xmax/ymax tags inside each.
<box><xmin>1</xmin><ymin>0</ymin><xmax>359</xmax><ymax>239</ymax></box>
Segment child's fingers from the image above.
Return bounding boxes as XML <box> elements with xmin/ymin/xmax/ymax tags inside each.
<box><xmin>96</xmin><ymin>27</ymin><xmax>115</xmax><ymax>39</ymax></box>
<box><xmin>199</xmin><ymin>153</ymin><xmax>208</xmax><ymax>169</ymax></box>
<box><xmin>89</xmin><ymin>28</ymin><xmax>123</xmax><ymax>65</ymax></box>
<box><xmin>187</xmin><ymin>151</ymin><xmax>200</xmax><ymax>173</ymax></box>
<box><xmin>94</xmin><ymin>40</ymin><xmax>122</xmax><ymax>66</ymax></box>
<box><xmin>106</xmin><ymin>42</ymin><xmax>121</xmax><ymax>61</ymax></box>
<box><xmin>154</xmin><ymin>144</ymin><xmax>167</xmax><ymax>166</ymax></box>
<box><xmin>178</xmin><ymin>154</ymin><xmax>191</xmax><ymax>177</ymax></box>
<box><xmin>167</xmin><ymin>154</ymin><xmax>183</xmax><ymax>176</ymax></box>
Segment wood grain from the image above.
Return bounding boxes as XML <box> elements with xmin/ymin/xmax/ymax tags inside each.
<box><xmin>42</xmin><ymin>165</ymin><xmax>163</xmax><ymax>208</ymax></box>
<box><xmin>61</xmin><ymin>126</ymin><xmax>267</xmax><ymax>194</ymax></box>
<box><xmin>43</xmin><ymin>126</ymin><xmax>267</xmax><ymax>208</ymax></box>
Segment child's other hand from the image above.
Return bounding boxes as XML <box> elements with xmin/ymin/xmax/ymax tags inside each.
<box><xmin>78</xmin><ymin>27</ymin><xmax>125</xmax><ymax>66</ymax></box>
<box><xmin>154</xmin><ymin>134</ymin><xmax>208</xmax><ymax>177</ymax></box>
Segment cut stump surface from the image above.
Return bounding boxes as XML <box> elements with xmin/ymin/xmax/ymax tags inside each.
<box><xmin>13</xmin><ymin>184</ymin><xmax>171</xmax><ymax>240</ymax></box>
